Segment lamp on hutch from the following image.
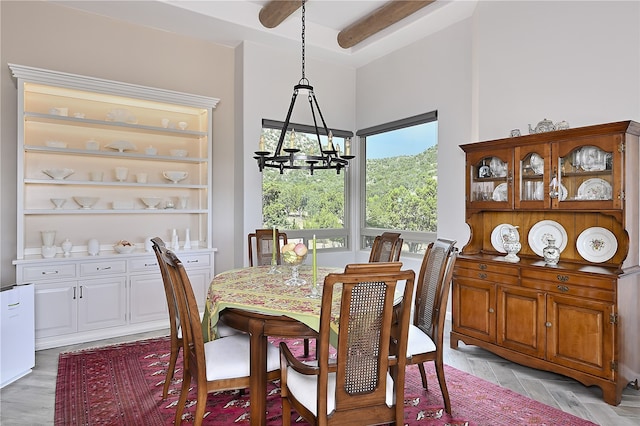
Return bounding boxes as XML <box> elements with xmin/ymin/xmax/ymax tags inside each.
<box><xmin>254</xmin><ymin>0</ymin><xmax>354</xmax><ymax>175</ymax></box>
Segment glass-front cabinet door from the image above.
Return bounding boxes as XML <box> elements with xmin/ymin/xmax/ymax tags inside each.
<box><xmin>552</xmin><ymin>135</ymin><xmax>622</xmax><ymax>210</ymax></box>
<box><xmin>466</xmin><ymin>148</ymin><xmax>512</xmax><ymax>210</ymax></box>
<box><xmin>514</xmin><ymin>143</ymin><xmax>550</xmax><ymax>209</ymax></box>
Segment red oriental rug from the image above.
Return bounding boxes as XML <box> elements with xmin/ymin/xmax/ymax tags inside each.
<box><xmin>54</xmin><ymin>336</ymin><xmax>597</xmax><ymax>425</ymax></box>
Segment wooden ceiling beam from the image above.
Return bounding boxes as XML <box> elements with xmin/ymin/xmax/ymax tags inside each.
<box><xmin>337</xmin><ymin>0</ymin><xmax>436</xmax><ymax>49</ymax></box>
<box><xmin>259</xmin><ymin>0</ymin><xmax>302</xmax><ymax>29</ymax></box>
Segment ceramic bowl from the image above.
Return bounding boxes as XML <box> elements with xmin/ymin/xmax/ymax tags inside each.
<box><xmin>43</xmin><ymin>168</ymin><xmax>74</xmax><ymax>180</ymax></box>
<box><xmin>140</xmin><ymin>197</ymin><xmax>162</xmax><ymax>209</ymax></box>
<box><xmin>162</xmin><ymin>170</ymin><xmax>188</xmax><ymax>184</ymax></box>
<box><xmin>113</xmin><ymin>243</ymin><xmax>135</xmax><ymax>254</ymax></box>
<box><xmin>50</xmin><ymin>198</ymin><xmax>66</xmax><ymax>209</ymax></box>
<box><xmin>170</xmin><ymin>149</ymin><xmax>188</xmax><ymax>157</ymax></box>
<box><xmin>73</xmin><ymin>196</ymin><xmax>99</xmax><ymax>209</ymax></box>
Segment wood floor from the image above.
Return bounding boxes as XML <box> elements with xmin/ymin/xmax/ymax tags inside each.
<box><xmin>1</xmin><ymin>323</ymin><xmax>639</xmax><ymax>425</ymax></box>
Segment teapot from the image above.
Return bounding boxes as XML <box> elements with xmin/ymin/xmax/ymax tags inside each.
<box><xmin>528</xmin><ymin>118</ymin><xmax>556</xmax><ymax>134</ymax></box>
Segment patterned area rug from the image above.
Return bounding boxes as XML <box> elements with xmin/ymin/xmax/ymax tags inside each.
<box><xmin>54</xmin><ymin>336</ymin><xmax>597</xmax><ymax>425</ymax></box>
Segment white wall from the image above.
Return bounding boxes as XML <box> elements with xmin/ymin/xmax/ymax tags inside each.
<box><xmin>355</xmin><ymin>1</ymin><xmax>640</xmax><ymax>256</ymax></box>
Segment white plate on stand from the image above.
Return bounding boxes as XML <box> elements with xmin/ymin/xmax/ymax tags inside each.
<box><xmin>576</xmin><ymin>227</ymin><xmax>617</xmax><ymax>263</ymax></box>
<box><xmin>528</xmin><ymin>220</ymin><xmax>568</xmax><ymax>257</ymax></box>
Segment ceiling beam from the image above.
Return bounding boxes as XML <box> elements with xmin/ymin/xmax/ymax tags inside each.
<box><xmin>337</xmin><ymin>0</ymin><xmax>436</xmax><ymax>49</ymax></box>
<box><xmin>259</xmin><ymin>0</ymin><xmax>302</xmax><ymax>29</ymax></box>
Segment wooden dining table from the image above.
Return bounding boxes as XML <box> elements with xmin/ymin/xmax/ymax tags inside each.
<box><xmin>202</xmin><ymin>265</ymin><xmax>342</xmax><ymax>426</ymax></box>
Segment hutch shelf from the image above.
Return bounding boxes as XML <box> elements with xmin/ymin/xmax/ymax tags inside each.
<box><xmin>10</xmin><ymin>64</ymin><xmax>219</xmax><ymax>349</ymax></box>
<box><xmin>452</xmin><ymin>120</ymin><xmax>639</xmax><ymax>405</ymax></box>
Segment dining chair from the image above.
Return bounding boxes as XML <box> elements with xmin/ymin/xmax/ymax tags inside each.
<box><xmin>152</xmin><ymin>237</ymin><xmax>242</xmax><ymax>400</ymax></box>
<box><xmin>368</xmin><ymin>232</ymin><xmax>403</xmax><ymax>262</ymax></box>
<box><xmin>406</xmin><ymin>238</ymin><xmax>458</xmax><ymax>414</ymax></box>
<box><xmin>248</xmin><ymin>228</ymin><xmax>288</xmax><ymax>266</ymax></box>
<box><xmin>157</xmin><ymin>244</ymin><xmax>281</xmax><ymax>426</ymax></box>
<box><xmin>279</xmin><ymin>262</ymin><xmax>415</xmax><ymax>426</ymax></box>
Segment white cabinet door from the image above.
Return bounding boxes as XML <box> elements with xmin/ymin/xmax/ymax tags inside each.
<box><xmin>186</xmin><ymin>269</ymin><xmax>210</xmax><ymax>311</ymax></box>
<box><xmin>129</xmin><ymin>273</ymin><xmax>168</xmax><ymax>324</ymax></box>
<box><xmin>77</xmin><ymin>277</ymin><xmax>127</xmax><ymax>331</ymax></box>
<box><xmin>34</xmin><ymin>282</ymin><xmax>77</xmax><ymax>338</ymax></box>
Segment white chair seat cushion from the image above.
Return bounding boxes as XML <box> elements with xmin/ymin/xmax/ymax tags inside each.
<box><xmin>406</xmin><ymin>324</ymin><xmax>436</xmax><ymax>357</ymax></box>
<box><xmin>203</xmin><ymin>334</ymin><xmax>280</xmax><ymax>381</ymax></box>
<box><xmin>215</xmin><ymin>319</ymin><xmax>244</xmax><ymax>337</ymax></box>
<box><xmin>286</xmin><ymin>361</ymin><xmax>394</xmax><ymax>416</ymax></box>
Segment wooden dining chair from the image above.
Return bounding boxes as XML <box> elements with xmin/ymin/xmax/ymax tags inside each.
<box><xmin>157</xmin><ymin>244</ymin><xmax>281</xmax><ymax>426</ymax></box>
<box><xmin>248</xmin><ymin>228</ymin><xmax>288</xmax><ymax>266</ymax></box>
<box><xmin>406</xmin><ymin>238</ymin><xmax>458</xmax><ymax>414</ymax></box>
<box><xmin>368</xmin><ymin>232</ymin><xmax>403</xmax><ymax>262</ymax></box>
<box><xmin>152</xmin><ymin>237</ymin><xmax>242</xmax><ymax>400</ymax></box>
<box><xmin>279</xmin><ymin>262</ymin><xmax>415</xmax><ymax>426</ymax></box>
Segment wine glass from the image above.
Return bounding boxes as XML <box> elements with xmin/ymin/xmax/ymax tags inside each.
<box><xmin>282</xmin><ymin>252</ymin><xmax>307</xmax><ymax>286</ymax></box>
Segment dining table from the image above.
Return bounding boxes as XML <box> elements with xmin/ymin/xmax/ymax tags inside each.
<box><xmin>202</xmin><ymin>264</ymin><xmax>342</xmax><ymax>426</ymax></box>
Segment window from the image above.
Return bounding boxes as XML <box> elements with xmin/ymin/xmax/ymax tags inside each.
<box><xmin>260</xmin><ymin>120</ymin><xmax>353</xmax><ymax>250</ymax></box>
<box><xmin>358</xmin><ymin>112</ymin><xmax>438</xmax><ymax>255</ymax></box>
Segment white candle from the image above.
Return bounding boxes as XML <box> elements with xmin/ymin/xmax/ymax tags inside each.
<box><xmin>345</xmin><ymin>138</ymin><xmax>351</xmax><ymax>155</ymax></box>
<box><xmin>328</xmin><ymin>131</ymin><xmax>334</xmax><ymax>150</ymax></box>
<box><xmin>289</xmin><ymin>129</ymin><xmax>296</xmax><ymax>149</ymax></box>
<box><xmin>259</xmin><ymin>135</ymin><xmax>265</xmax><ymax>151</ymax></box>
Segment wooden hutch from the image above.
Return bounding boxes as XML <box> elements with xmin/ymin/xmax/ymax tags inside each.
<box><xmin>451</xmin><ymin>120</ymin><xmax>639</xmax><ymax>405</ymax></box>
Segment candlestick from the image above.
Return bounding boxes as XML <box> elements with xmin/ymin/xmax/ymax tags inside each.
<box><xmin>312</xmin><ymin>234</ymin><xmax>317</xmax><ymax>285</ymax></box>
<box><xmin>289</xmin><ymin>129</ymin><xmax>296</xmax><ymax>149</ymax></box>
<box><xmin>259</xmin><ymin>135</ymin><xmax>265</xmax><ymax>151</ymax></box>
<box><xmin>272</xmin><ymin>226</ymin><xmax>277</xmax><ymax>262</ymax></box>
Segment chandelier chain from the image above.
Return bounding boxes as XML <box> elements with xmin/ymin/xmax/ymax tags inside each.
<box><xmin>301</xmin><ymin>0</ymin><xmax>306</xmax><ymax>80</ymax></box>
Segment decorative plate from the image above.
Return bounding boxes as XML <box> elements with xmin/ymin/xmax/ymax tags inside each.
<box><xmin>105</xmin><ymin>140</ymin><xmax>137</xmax><ymax>152</ymax></box>
<box><xmin>491</xmin><ymin>223</ymin><xmax>519</xmax><ymax>253</ymax></box>
<box><xmin>529</xmin><ymin>153</ymin><xmax>544</xmax><ymax>174</ymax></box>
<box><xmin>576</xmin><ymin>227</ymin><xmax>617</xmax><ymax>263</ymax></box>
<box><xmin>528</xmin><ymin>220</ymin><xmax>568</xmax><ymax>257</ymax></box>
<box><xmin>579</xmin><ymin>146</ymin><xmax>606</xmax><ymax>171</ymax></box>
<box><xmin>489</xmin><ymin>157</ymin><xmax>507</xmax><ymax>177</ymax></box>
<box><xmin>577</xmin><ymin>178</ymin><xmax>612</xmax><ymax>200</ymax></box>
<box><xmin>492</xmin><ymin>183</ymin><xmax>508</xmax><ymax>202</ymax></box>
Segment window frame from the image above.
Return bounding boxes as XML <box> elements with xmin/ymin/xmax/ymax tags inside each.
<box><xmin>261</xmin><ymin>119</ymin><xmax>354</xmax><ymax>252</ymax></box>
<box><xmin>357</xmin><ymin>111</ymin><xmax>438</xmax><ymax>256</ymax></box>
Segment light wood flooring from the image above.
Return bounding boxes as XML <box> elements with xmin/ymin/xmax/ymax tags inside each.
<box><xmin>1</xmin><ymin>323</ymin><xmax>639</xmax><ymax>425</ymax></box>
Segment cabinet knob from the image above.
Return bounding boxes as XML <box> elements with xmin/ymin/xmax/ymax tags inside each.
<box><xmin>545</xmin><ymin>322</ymin><xmax>552</xmax><ymax>327</ymax></box>
<box><xmin>488</xmin><ymin>308</ymin><xmax>495</xmax><ymax>313</ymax></box>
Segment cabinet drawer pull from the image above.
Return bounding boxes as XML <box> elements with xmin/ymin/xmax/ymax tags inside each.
<box><xmin>545</xmin><ymin>322</ymin><xmax>552</xmax><ymax>327</ymax></box>
<box><xmin>557</xmin><ymin>285</ymin><xmax>569</xmax><ymax>292</ymax></box>
<box><xmin>79</xmin><ymin>286</ymin><xmax>83</xmax><ymax>298</ymax></box>
<box><xmin>96</xmin><ymin>266</ymin><xmax>112</xmax><ymax>271</ymax></box>
<box><xmin>144</xmin><ymin>262</ymin><xmax>158</xmax><ymax>267</ymax></box>
<box><xmin>41</xmin><ymin>270</ymin><xmax>59</xmax><ymax>275</ymax></box>
<box><xmin>488</xmin><ymin>308</ymin><xmax>495</xmax><ymax>313</ymax></box>
<box><xmin>478</xmin><ymin>263</ymin><xmax>487</xmax><ymax>270</ymax></box>
<box><xmin>478</xmin><ymin>272</ymin><xmax>487</xmax><ymax>279</ymax></box>
<box><xmin>73</xmin><ymin>287</ymin><xmax>76</xmax><ymax>300</ymax></box>
<box><xmin>556</xmin><ymin>274</ymin><xmax>569</xmax><ymax>282</ymax></box>
<box><xmin>186</xmin><ymin>259</ymin><xmax>199</xmax><ymax>264</ymax></box>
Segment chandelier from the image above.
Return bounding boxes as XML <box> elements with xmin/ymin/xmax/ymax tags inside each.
<box><xmin>254</xmin><ymin>0</ymin><xmax>354</xmax><ymax>175</ymax></box>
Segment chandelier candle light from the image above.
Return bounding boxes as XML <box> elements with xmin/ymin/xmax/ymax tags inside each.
<box><xmin>254</xmin><ymin>0</ymin><xmax>354</xmax><ymax>175</ymax></box>
<box><xmin>308</xmin><ymin>234</ymin><xmax>320</xmax><ymax>298</ymax></box>
<box><xmin>269</xmin><ymin>225</ymin><xmax>279</xmax><ymax>274</ymax></box>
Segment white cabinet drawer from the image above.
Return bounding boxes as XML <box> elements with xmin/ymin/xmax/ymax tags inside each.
<box><xmin>80</xmin><ymin>259</ymin><xmax>126</xmax><ymax>277</ymax></box>
<box><xmin>129</xmin><ymin>256</ymin><xmax>161</xmax><ymax>273</ymax></box>
<box><xmin>180</xmin><ymin>253</ymin><xmax>211</xmax><ymax>269</ymax></box>
<box><xmin>22</xmin><ymin>263</ymin><xmax>76</xmax><ymax>282</ymax></box>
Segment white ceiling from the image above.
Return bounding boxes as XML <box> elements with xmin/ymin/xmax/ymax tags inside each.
<box><xmin>52</xmin><ymin>0</ymin><xmax>477</xmax><ymax>68</ymax></box>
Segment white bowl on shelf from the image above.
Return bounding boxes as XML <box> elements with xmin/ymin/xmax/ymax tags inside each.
<box><xmin>73</xmin><ymin>196</ymin><xmax>99</xmax><ymax>209</ymax></box>
<box><xmin>170</xmin><ymin>149</ymin><xmax>188</xmax><ymax>157</ymax></box>
<box><xmin>43</xmin><ymin>168</ymin><xmax>74</xmax><ymax>180</ymax></box>
<box><xmin>162</xmin><ymin>170</ymin><xmax>188</xmax><ymax>184</ymax></box>
<box><xmin>140</xmin><ymin>197</ymin><xmax>162</xmax><ymax>209</ymax></box>
<box><xmin>50</xmin><ymin>198</ymin><xmax>66</xmax><ymax>209</ymax></box>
